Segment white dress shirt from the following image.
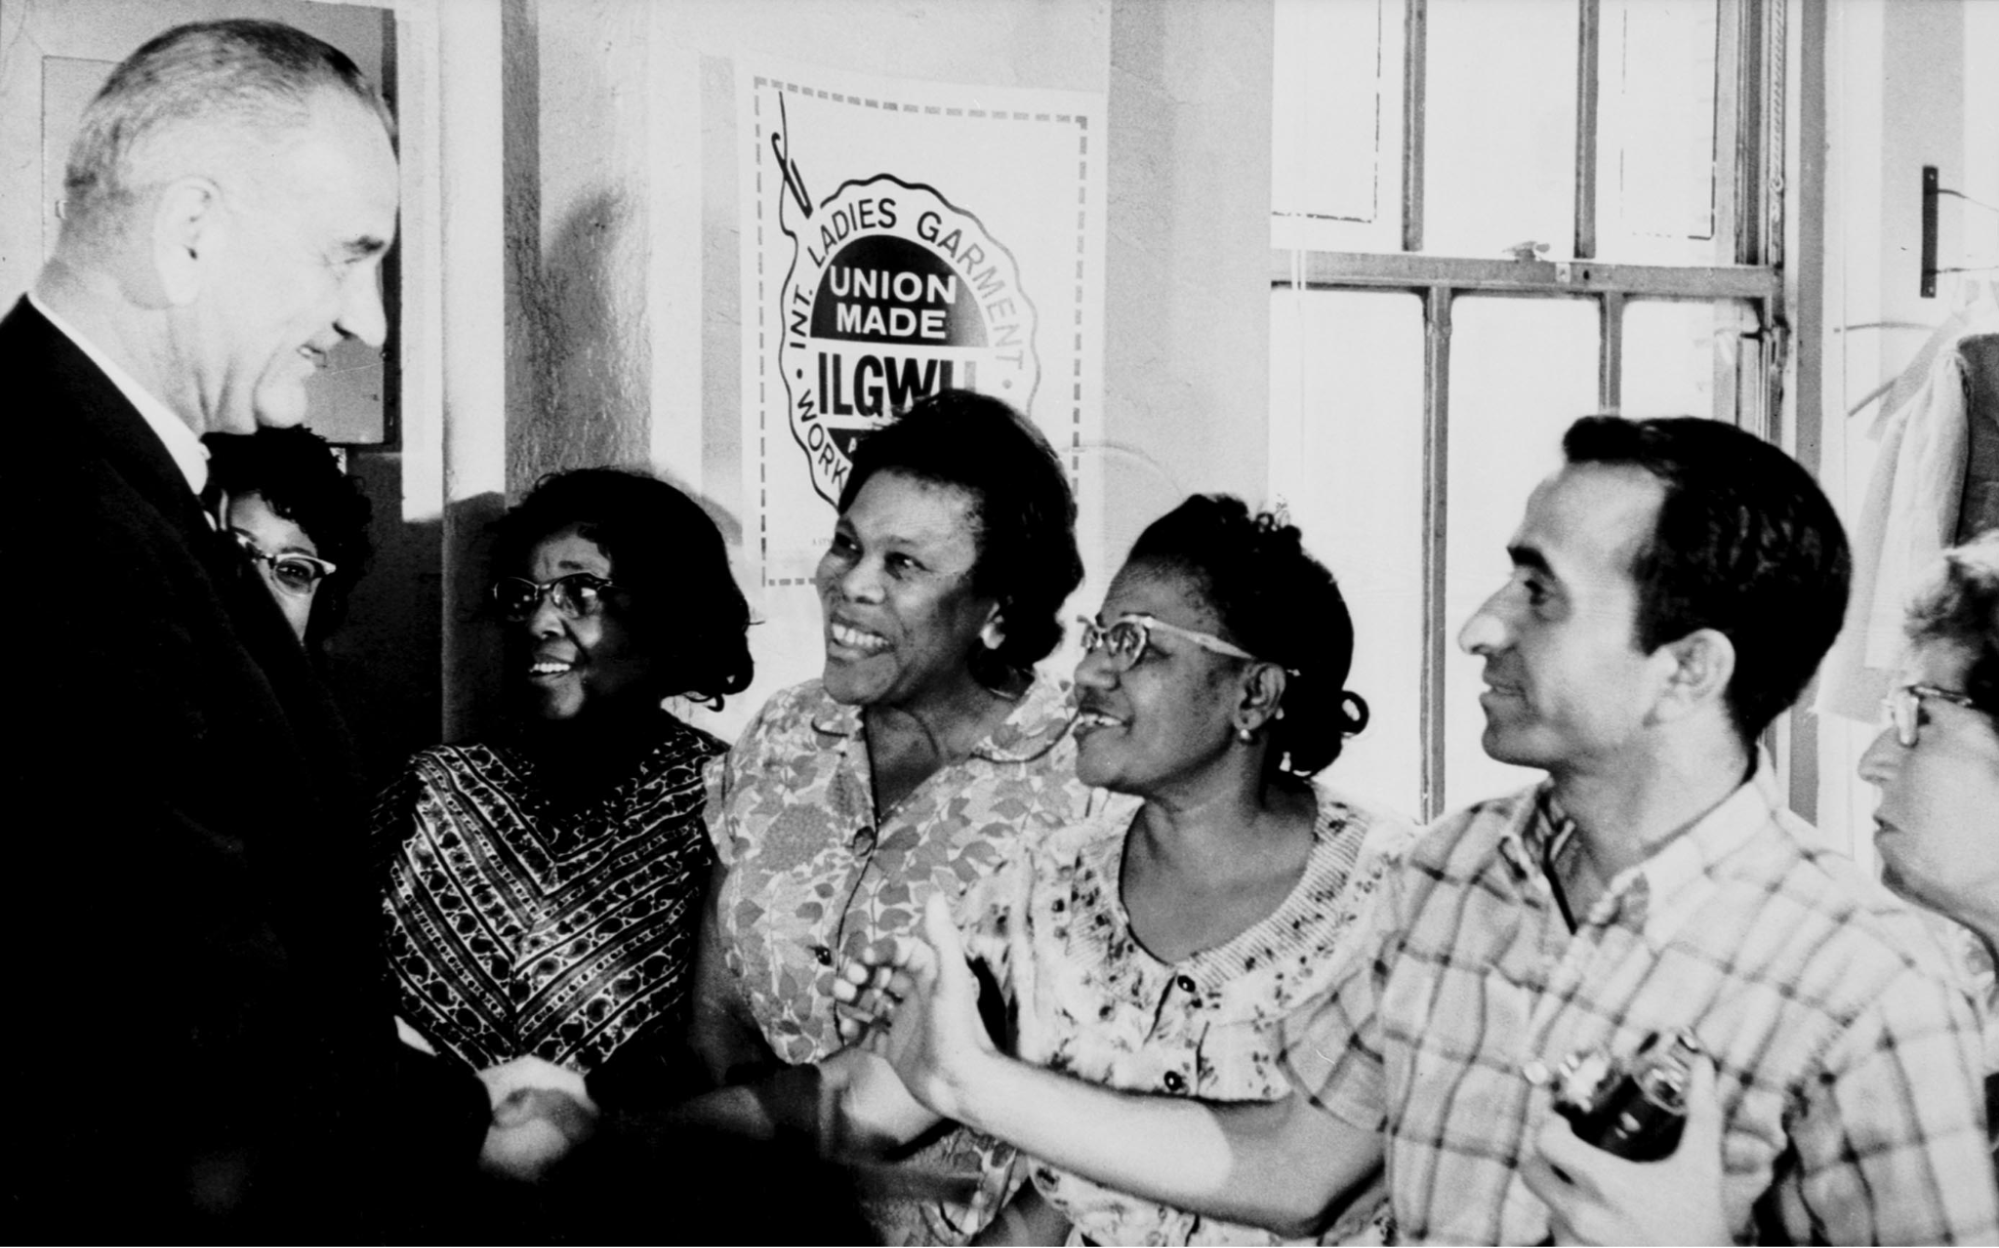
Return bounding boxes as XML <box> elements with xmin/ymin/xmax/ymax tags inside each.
<box><xmin>29</xmin><ymin>290</ymin><xmax>209</xmax><ymax>498</ymax></box>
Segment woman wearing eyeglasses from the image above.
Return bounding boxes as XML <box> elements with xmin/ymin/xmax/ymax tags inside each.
<box><xmin>1860</xmin><ymin>531</ymin><xmax>1999</xmax><ymax>1122</ymax></box>
<box><xmin>206</xmin><ymin>426</ymin><xmax>371</xmax><ymax>648</ymax></box>
<box><xmin>838</xmin><ymin>494</ymin><xmax>1413</xmax><ymax>1246</ymax></box>
<box><xmin>374</xmin><ymin>467</ymin><xmax>753</xmax><ymax>1193</ymax></box>
<box><xmin>690</xmin><ymin>390</ymin><xmax>1097</xmax><ymax>1244</ymax></box>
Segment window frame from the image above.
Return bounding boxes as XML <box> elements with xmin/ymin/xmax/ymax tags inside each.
<box><xmin>1271</xmin><ymin>0</ymin><xmax>1795</xmax><ymax>820</ymax></box>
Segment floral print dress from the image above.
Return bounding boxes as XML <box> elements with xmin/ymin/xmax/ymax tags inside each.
<box><xmin>961</xmin><ymin>784</ymin><xmax>1415</xmax><ymax>1246</ymax></box>
<box><xmin>706</xmin><ymin>675</ymin><xmax>1108</xmax><ymax>1244</ymax></box>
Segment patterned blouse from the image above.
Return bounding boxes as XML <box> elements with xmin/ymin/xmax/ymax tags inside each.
<box><xmin>378</xmin><ymin>715</ymin><xmax>726</xmax><ymax>1077</ymax></box>
<box><xmin>706</xmin><ymin>675</ymin><xmax>1104</xmax><ymax>1245</ymax></box>
<box><xmin>962</xmin><ymin>785</ymin><xmax>1415</xmax><ymax>1247</ymax></box>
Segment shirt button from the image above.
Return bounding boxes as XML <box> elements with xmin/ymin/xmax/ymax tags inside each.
<box><xmin>1162</xmin><ymin>1070</ymin><xmax>1187</xmax><ymax>1093</ymax></box>
<box><xmin>1174</xmin><ymin>974</ymin><xmax>1197</xmax><ymax>994</ymax></box>
<box><xmin>812</xmin><ymin>945</ymin><xmax>833</xmax><ymax>967</ymax></box>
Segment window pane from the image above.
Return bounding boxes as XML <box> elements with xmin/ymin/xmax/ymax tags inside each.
<box><xmin>1444</xmin><ymin>296</ymin><xmax>1601</xmax><ymax>808</ymax></box>
<box><xmin>1272</xmin><ymin>0</ymin><xmax>1406</xmax><ymax>253</ymax></box>
<box><xmin>1424</xmin><ymin>0</ymin><xmax>1579</xmax><ymax>259</ymax></box>
<box><xmin>1621</xmin><ymin>298</ymin><xmax>1753</xmax><ymax>419</ymax></box>
<box><xmin>1270</xmin><ymin>288</ymin><xmax>1425</xmax><ymax>819</ymax></box>
<box><xmin>1595</xmin><ymin>0</ymin><xmax>1723</xmax><ymax>263</ymax></box>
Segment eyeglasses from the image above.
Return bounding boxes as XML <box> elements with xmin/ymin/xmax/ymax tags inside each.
<box><xmin>1880</xmin><ymin>682</ymin><xmax>1980</xmax><ymax>748</ymax></box>
<box><xmin>1078</xmin><ymin>613</ymin><xmax>1290</xmax><ymax>673</ymax></box>
<box><xmin>231</xmin><ymin>530</ymin><xmax>336</xmax><ymax>597</ymax></box>
<box><xmin>491</xmin><ymin>573</ymin><xmax>618</xmax><ymax>622</ymax></box>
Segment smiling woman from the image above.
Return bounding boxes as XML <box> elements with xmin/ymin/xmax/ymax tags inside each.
<box><xmin>373</xmin><ymin>467</ymin><xmax>753</xmax><ymax>1203</ymax></box>
<box><xmin>693</xmin><ymin>389</ymin><xmax>1098</xmax><ymax>1244</ymax></box>
<box><xmin>844</xmin><ymin>495</ymin><xmax>1415</xmax><ymax>1246</ymax></box>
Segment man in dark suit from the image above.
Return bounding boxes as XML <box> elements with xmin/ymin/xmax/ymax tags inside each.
<box><xmin>0</xmin><ymin>20</ymin><xmax>493</xmax><ymax>1239</ymax></box>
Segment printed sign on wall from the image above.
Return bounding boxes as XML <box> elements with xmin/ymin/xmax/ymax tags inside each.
<box><xmin>740</xmin><ymin>57</ymin><xmax>1107</xmax><ymax>587</ymax></box>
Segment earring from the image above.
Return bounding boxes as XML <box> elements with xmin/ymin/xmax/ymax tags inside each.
<box><xmin>980</xmin><ymin>621</ymin><xmax>1005</xmax><ymax>651</ymax></box>
<box><xmin>1235</xmin><ymin>726</ymin><xmax>1254</xmax><ymax>744</ymax></box>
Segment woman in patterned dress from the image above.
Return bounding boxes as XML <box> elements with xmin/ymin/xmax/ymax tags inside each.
<box><xmin>840</xmin><ymin>495</ymin><xmax>1414</xmax><ymax>1245</ymax></box>
<box><xmin>691</xmin><ymin>389</ymin><xmax>1098</xmax><ymax>1244</ymax></box>
<box><xmin>376</xmin><ymin>467</ymin><xmax>752</xmax><ymax>1182</ymax></box>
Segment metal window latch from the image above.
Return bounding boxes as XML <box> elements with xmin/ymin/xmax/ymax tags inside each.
<box><xmin>1506</xmin><ymin>240</ymin><xmax>1551</xmax><ymax>263</ymax></box>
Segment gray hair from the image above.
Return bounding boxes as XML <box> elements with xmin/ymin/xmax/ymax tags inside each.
<box><xmin>62</xmin><ymin>19</ymin><xmax>391</xmax><ymax>242</ymax></box>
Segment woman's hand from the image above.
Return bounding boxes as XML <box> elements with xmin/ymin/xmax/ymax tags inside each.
<box><xmin>475</xmin><ymin>1056</ymin><xmax>599</xmax><ymax>1182</ymax></box>
<box><xmin>1519</xmin><ymin>1054</ymin><xmax>1732</xmax><ymax>1246</ymax></box>
<box><xmin>817</xmin><ymin>1046</ymin><xmax>941</xmax><ymax>1157</ymax></box>
<box><xmin>832</xmin><ymin>892</ymin><xmax>999</xmax><ymax>1123</ymax></box>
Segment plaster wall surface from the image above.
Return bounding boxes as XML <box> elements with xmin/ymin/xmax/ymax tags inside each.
<box><xmin>492</xmin><ymin>0</ymin><xmax>1273</xmax><ymax>742</ymax></box>
<box><xmin>1816</xmin><ymin>0</ymin><xmax>1996</xmax><ymax>861</ymax></box>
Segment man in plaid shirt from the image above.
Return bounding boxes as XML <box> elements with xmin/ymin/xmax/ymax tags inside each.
<box><xmin>839</xmin><ymin>415</ymin><xmax>1998</xmax><ymax>1244</ymax></box>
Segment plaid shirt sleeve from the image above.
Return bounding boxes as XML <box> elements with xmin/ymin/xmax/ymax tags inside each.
<box><xmin>1277</xmin><ymin>868</ymin><xmax>1399</xmax><ymax>1133</ymax></box>
<box><xmin>1775</xmin><ymin>966</ymin><xmax>1999</xmax><ymax>1244</ymax></box>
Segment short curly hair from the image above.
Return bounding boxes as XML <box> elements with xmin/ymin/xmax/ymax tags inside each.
<box><xmin>1126</xmin><ymin>495</ymin><xmax>1369</xmax><ymax>783</ymax></box>
<box><xmin>1906</xmin><ymin>529</ymin><xmax>1999</xmax><ymax>724</ymax></box>
<box><xmin>205</xmin><ymin>426</ymin><xmax>373</xmax><ymax>647</ymax></box>
<box><xmin>489</xmin><ymin>468</ymin><xmax>753</xmax><ymax>709</ymax></box>
<box><xmin>837</xmin><ymin>390</ymin><xmax>1082</xmax><ymax>689</ymax></box>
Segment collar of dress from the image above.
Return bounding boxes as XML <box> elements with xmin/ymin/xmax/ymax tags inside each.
<box><xmin>808</xmin><ymin>672</ymin><xmax>1076</xmax><ymax>765</ymax></box>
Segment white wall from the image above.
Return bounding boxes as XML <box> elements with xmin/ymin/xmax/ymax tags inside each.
<box><xmin>1816</xmin><ymin>0</ymin><xmax>1999</xmax><ymax>862</ymax></box>
<box><xmin>487</xmin><ymin>0</ymin><xmax>1273</xmax><ymax>743</ymax></box>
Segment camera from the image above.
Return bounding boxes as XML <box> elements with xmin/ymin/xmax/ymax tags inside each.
<box><xmin>1545</xmin><ymin>1029</ymin><xmax>1703</xmax><ymax>1162</ymax></box>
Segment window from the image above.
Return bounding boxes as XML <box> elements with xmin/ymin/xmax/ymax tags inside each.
<box><xmin>1272</xmin><ymin>0</ymin><xmax>1788</xmax><ymax>819</ymax></box>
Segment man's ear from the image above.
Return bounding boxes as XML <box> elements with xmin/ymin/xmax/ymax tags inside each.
<box><xmin>1649</xmin><ymin>628</ymin><xmax>1736</xmax><ymax>725</ymax></box>
<box><xmin>151</xmin><ymin>177</ymin><xmax>226</xmax><ymax>307</ymax></box>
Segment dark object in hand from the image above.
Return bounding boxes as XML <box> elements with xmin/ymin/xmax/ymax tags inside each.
<box><xmin>1549</xmin><ymin>1030</ymin><xmax>1703</xmax><ymax>1162</ymax></box>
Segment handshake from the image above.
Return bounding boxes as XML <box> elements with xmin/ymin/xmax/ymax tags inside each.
<box><xmin>476</xmin><ymin>1055</ymin><xmax>599</xmax><ymax>1182</ymax></box>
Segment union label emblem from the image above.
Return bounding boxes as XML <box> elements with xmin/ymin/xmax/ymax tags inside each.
<box><xmin>774</xmin><ymin>144</ymin><xmax>1040</xmax><ymax>504</ymax></box>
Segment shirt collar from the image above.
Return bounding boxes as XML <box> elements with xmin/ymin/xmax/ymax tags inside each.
<box><xmin>809</xmin><ymin>671</ymin><xmax>1078</xmax><ymax>764</ymax></box>
<box><xmin>30</xmin><ymin>290</ymin><xmax>209</xmax><ymax>497</ymax></box>
<box><xmin>1495</xmin><ymin>751</ymin><xmax>1780</xmax><ymax>936</ymax></box>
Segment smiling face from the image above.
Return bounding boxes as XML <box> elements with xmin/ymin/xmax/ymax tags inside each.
<box><xmin>515</xmin><ymin>529</ymin><xmax>661</xmax><ymax>724</ymax></box>
<box><xmin>1457</xmin><ymin>463</ymin><xmax>1667</xmax><ymax>778</ymax></box>
<box><xmin>1073</xmin><ymin>562</ymin><xmax>1245</xmax><ymax>796</ymax></box>
<box><xmin>190</xmin><ymin>90</ymin><xmax>398</xmax><ymax>434</ymax></box>
<box><xmin>814</xmin><ymin>471</ymin><xmax>999</xmax><ymax>709</ymax></box>
<box><xmin>1861</xmin><ymin>641</ymin><xmax>1999</xmax><ymax>924</ymax></box>
<box><xmin>228</xmin><ymin>490</ymin><xmax>319</xmax><ymax>642</ymax></box>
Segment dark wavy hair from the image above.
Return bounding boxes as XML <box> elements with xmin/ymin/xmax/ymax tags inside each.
<box><xmin>1906</xmin><ymin>529</ymin><xmax>1999</xmax><ymax>724</ymax></box>
<box><xmin>1126</xmin><ymin>494</ymin><xmax>1369</xmax><ymax>783</ymax></box>
<box><xmin>1562</xmin><ymin>416</ymin><xmax>1852</xmax><ymax>745</ymax></box>
<box><xmin>205</xmin><ymin>426</ymin><xmax>373</xmax><ymax>648</ymax></box>
<box><xmin>489</xmin><ymin>468</ymin><xmax>753</xmax><ymax>709</ymax></box>
<box><xmin>837</xmin><ymin>389</ymin><xmax>1082</xmax><ymax>689</ymax></box>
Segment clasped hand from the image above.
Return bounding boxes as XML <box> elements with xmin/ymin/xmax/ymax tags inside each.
<box><xmin>830</xmin><ymin>892</ymin><xmax>998</xmax><ymax>1131</ymax></box>
<box><xmin>476</xmin><ymin>1054</ymin><xmax>599</xmax><ymax>1182</ymax></box>
<box><xmin>1518</xmin><ymin>1054</ymin><xmax>1733</xmax><ymax>1245</ymax></box>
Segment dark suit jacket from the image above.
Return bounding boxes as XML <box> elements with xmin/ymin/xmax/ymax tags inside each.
<box><xmin>0</xmin><ymin>297</ymin><xmax>485</xmax><ymax>1241</ymax></box>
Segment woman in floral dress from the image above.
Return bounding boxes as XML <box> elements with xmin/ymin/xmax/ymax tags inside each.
<box><xmin>692</xmin><ymin>389</ymin><xmax>1103</xmax><ymax>1244</ymax></box>
<box><xmin>843</xmin><ymin>495</ymin><xmax>1413</xmax><ymax>1245</ymax></box>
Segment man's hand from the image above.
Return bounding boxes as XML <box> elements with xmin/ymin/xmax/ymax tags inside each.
<box><xmin>1520</xmin><ymin>1054</ymin><xmax>1733</xmax><ymax>1246</ymax></box>
<box><xmin>474</xmin><ymin>1056</ymin><xmax>599</xmax><ymax>1182</ymax></box>
<box><xmin>478</xmin><ymin>1053</ymin><xmax>595</xmax><ymax>1112</ymax></box>
<box><xmin>832</xmin><ymin>892</ymin><xmax>997</xmax><ymax>1122</ymax></box>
